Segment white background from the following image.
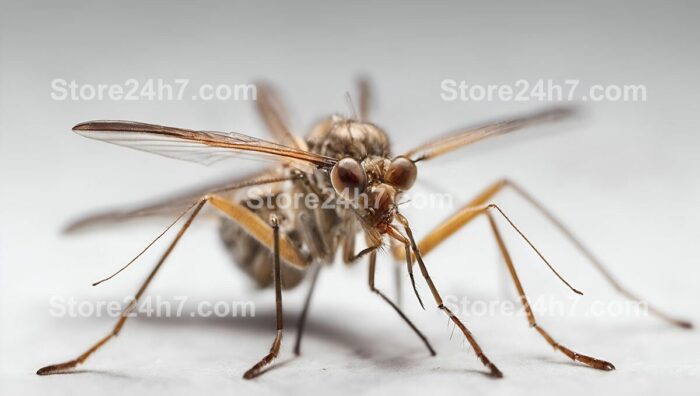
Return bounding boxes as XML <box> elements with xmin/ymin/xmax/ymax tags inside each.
<box><xmin>1</xmin><ymin>1</ymin><xmax>699</xmax><ymax>395</ymax></box>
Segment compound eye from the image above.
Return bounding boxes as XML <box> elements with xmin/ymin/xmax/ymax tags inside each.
<box><xmin>385</xmin><ymin>156</ymin><xmax>417</xmax><ymax>190</ymax></box>
<box><xmin>331</xmin><ymin>157</ymin><xmax>367</xmax><ymax>199</ymax></box>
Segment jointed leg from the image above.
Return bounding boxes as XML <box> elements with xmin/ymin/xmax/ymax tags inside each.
<box><xmin>38</xmin><ymin>180</ymin><xmax>309</xmax><ymax>376</ymax></box>
<box><xmin>393</xmin><ymin>216</ymin><xmax>502</xmax><ymax>378</ymax></box>
<box><xmin>503</xmin><ymin>180</ymin><xmax>692</xmax><ymax>328</ymax></box>
<box><xmin>485</xmin><ymin>211</ymin><xmax>614</xmax><ymax>370</ymax></box>
<box><xmin>37</xmin><ymin>200</ymin><xmax>207</xmax><ymax>375</ymax></box>
<box><xmin>399</xmin><ymin>201</ymin><xmax>614</xmax><ymax>371</ymax></box>
<box><xmin>387</xmin><ymin>229</ymin><xmax>425</xmax><ymax>310</ymax></box>
<box><xmin>293</xmin><ymin>264</ymin><xmax>321</xmax><ymax>356</ymax></box>
<box><xmin>409</xmin><ymin>178</ymin><xmax>691</xmax><ymax>329</ymax></box>
<box><xmin>243</xmin><ymin>215</ymin><xmax>285</xmax><ymax>379</ymax></box>
<box><xmin>368</xmin><ymin>251</ymin><xmax>436</xmax><ymax>356</ymax></box>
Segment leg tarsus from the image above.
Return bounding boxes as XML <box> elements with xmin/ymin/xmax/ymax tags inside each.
<box><xmin>37</xmin><ymin>200</ymin><xmax>206</xmax><ymax>376</ymax></box>
<box><xmin>486</xmin><ymin>212</ymin><xmax>615</xmax><ymax>371</ymax></box>
<box><xmin>243</xmin><ymin>215</ymin><xmax>286</xmax><ymax>379</ymax></box>
<box><xmin>243</xmin><ymin>330</ymin><xmax>282</xmax><ymax>379</ymax></box>
<box><xmin>393</xmin><ymin>215</ymin><xmax>502</xmax><ymax>378</ymax></box>
<box><xmin>533</xmin><ymin>325</ymin><xmax>614</xmax><ymax>371</ymax></box>
<box><xmin>293</xmin><ymin>264</ymin><xmax>321</xmax><ymax>356</ymax></box>
<box><xmin>438</xmin><ymin>304</ymin><xmax>503</xmax><ymax>378</ymax></box>
<box><xmin>37</xmin><ymin>332</ymin><xmax>114</xmax><ymax>375</ymax></box>
<box><xmin>370</xmin><ymin>289</ymin><xmax>436</xmax><ymax>356</ymax></box>
<box><xmin>368</xmin><ymin>251</ymin><xmax>436</xmax><ymax>356</ymax></box>
<box><xmin>388</xmin><ymin>227</ymin><xmax>425</xmax><ymax>310</ymax></box>
<box><xmin>501</xmin><ymin>179</ymin><xmax>692</xmax><ymax>329</ymax></box>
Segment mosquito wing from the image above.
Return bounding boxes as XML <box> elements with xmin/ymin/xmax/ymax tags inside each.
<box><xmin>403</xmin><ymin>107</ymin><xmax>574</xmax><ymax>162</ymax></box>
<box><xmin>254</xmin><ymin>81</ymin><xmax>308</xmax><ymax>150</ymax></box>
<box><xmin>63</xmin><ymin>170</ymin><xmax>293</xmax><ymax>233</ymax></box>
<box><xmin>72</xmin><ymin>121</ymin><xmax>336</xmax><ymax>170</ymax></box>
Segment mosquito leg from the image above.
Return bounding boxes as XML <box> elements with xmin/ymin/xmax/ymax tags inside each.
<box><xmin>500</xmin><ymin>179</ymin><xmax>692</xmax><ymax>329</ymax></box>
<box><xmin>399</xmin><ymin>197</ymin><xmax>614</xmax><ymax>371</ymax></box>
<box><xmin>405</xmin><ymin>178</ymin><xmax>691</xmax><ymax>329</ymax></box>
<box><xmin>387</xmin><ymin>232</ymin><xmax>425</xmax><ymax>310</ymax></box>
<box><xmin>38</xmin><ymin>190</ymin><xmax>308</xmax><ymax>376</ymax></box>
<box><xmin>243</xmin><ymin>215</ymin><xmax>285</xmax><ymax>379</ymax></box>
<box><xmin>393</xmin><ymin>218</ymin><xmax>502</xmax><ymax>378</ymax></box>
<box><xmin>485</xmin><ymin>211</ymin><xmax>615</xmax><ymax>370</ymax></box>
<box><xmin>368</xmin><ymin>251</ymin><xmax>436</xmax><ymax>356</ymax></box>
<box><xmin>37</xmin><ymin>200</ymin><xmax>207</xmax><ymax>375</ymax></box>
<box><xmin>293</xmin><ymin>264</ymin><xmax>322</xmax><ymax>356</ymax></box>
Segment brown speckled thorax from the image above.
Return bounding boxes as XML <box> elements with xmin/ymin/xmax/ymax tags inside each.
<box><xmin>306</xmin><ymin>115</ymin><xmax>390</xmax><ymax>160</ymax></box>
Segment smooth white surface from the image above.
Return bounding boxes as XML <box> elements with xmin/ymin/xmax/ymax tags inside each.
<box><xmin>1</xmin><ymin>1</ymin><xmax>699</xmax><ymax>395</ymax></box>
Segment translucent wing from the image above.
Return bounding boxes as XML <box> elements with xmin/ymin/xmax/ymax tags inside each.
<box><xmin>254</xmin><ymin>81</ymin><xmax>307</xmax><ymax>150</ymax></box>
<box><xmin>403</xmin><ymin>107</ymin><xmax>574</xmax><ymax>162</ymax></box>
<box><xmin>73</xmin><ymin>121</ymin><xmax>336</xmax><ymax>170</ymax></box>
<box><xmin>63</xmin><ymin>170</ymin><xmax>292</xmax><ymax>233</ymax></box>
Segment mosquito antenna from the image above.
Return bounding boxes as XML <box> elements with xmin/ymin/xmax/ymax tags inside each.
<box><xmin>487</xmin><ymin>204</ymin><xmax>583</xmax><ymax>295</ymax></box>
<box><xmin>91</xmin><ymin>200</ymin><xmax>199</xmax><ymax>286</ymax></box>
<box><xmin>345</xmin><ymin>92</ymin><xmax>359</xmax><ymax>120</ymax></box>
<box><xmin>91</xmin><ymin>174</ymin><xmax>304</xmax><ymax>287</ymax></box>
<box><xmin>396</xmin><ymin>199</ymin><xmax>412</xmax><ymax>207</ymax></box>
<box><xmin>387</xmin><ymin>225</ymin><xmax>426</xmax><ymax>310</ymax></box>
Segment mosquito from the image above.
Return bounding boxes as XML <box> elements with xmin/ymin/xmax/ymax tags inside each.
<box><xmin>37</xmin><ymin>79</ymin><xmax>691</xmax><ymax>379</ymax></box>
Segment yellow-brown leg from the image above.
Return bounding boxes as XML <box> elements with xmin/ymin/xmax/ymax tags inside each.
<box><xmin>397</xmin><ymin>197</ymin><xmax>612</xmax><ymax>371</ymax></box>
<box><xmin>368</xmin><ymin>251</ymin><xmax>436</xmax><ymax>356</ymax></box>
<box><xmin>210</xmin><ymin>196</ymin><xmax>309</xmax><ymax>377</ymax></box>
<box><xmin>404</xmin><ymin>179</ymin><xmax>691</xmax><ymax>329</ymax></box>
<box><xmin>38</xmin><ymin>190</ymin><xmax>309</xmax><ymax>376</ymax></box>
<box><xmin>293</xmin><ymin>264</ymin><xmax>321</xmax><ymax>356</ymax></box>
<box><xmin>243</xmin><ymin>215</ymin><xmax>285</xmax><ymax>379</ymax></box>
<box><xmin>390</xmin><ymin>219</ymin><xmax>502</xmax><ymax>378</ymax></box>
<box><xmin>37</xmin><ymin>200</ymin><xmax>207</xmax><ymax>375</ymax></box>
<box><xmin>502</xmin><ymin>180</ymin><xmax>691</xmax><ymax>329</ymax></box>
<box><xmin>485</xmin><ymin>211</ymin><xmax>614</xmax><ymax>370</ymax></box>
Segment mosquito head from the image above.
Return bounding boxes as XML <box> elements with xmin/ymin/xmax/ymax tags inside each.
<box><xmin>329</xmin><ymin>154</ymin><xmax>419</xmax><ymax>233</ymax></box>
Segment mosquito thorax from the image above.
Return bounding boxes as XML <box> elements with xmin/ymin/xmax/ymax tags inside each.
<box><xmin>305</xmin><ymin>115</ymin><xmax>390</xmax><ymax>159</ymax></box>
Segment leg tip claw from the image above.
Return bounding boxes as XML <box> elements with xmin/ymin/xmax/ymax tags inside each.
<box><xmin>487</xmin><ymin>363</ymin><xmax>504</xmax><ymax>378</ymax></box>
<box><xmin>676</xmin><ymin>320</ymin><xmax>693</xmax><ymax>330</ymax></box>
<box><xmin>36</xmin><ymin>367</ymin><xmax>51</xmax><ymax>376</ymax></box>
<box><xmin>576</xmin><ymin>354</ymin><xmax>616</xmax><ymax>371</ymax></box>
<box><xmin>36</xmin><ymin>360</ymin><xmax>79</xmax><ymax>376</ymax></box>
<box><xmin>36</xmin><ymin>364</ymin><xmax>64</xmax><ymax>376</ymax></box>
<box><xmin>599</xmin><ymin>361</ymin><xmax>616</xmax><ymax>371</ymax></box>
